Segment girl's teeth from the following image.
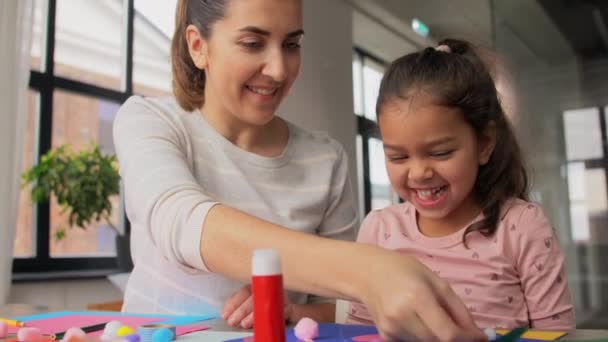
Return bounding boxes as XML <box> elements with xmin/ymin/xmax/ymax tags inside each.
<box><xmin>418</xmin><ymin>190</ymin><xmax>432</xmax><ymax>199</ymax></box>
<box><xmin>416</xmin><ymin>186</ymin><xmax>444</xmax><ymax>199</ymax></box>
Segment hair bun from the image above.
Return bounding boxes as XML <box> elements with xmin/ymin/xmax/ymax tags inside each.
<box><xmin>437</xmin><ymin>39</ymin><xmax>469</xmax><ymax>55</ymax></box>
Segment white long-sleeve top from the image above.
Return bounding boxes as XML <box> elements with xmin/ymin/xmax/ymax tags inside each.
<box><xmin>113</xmin><ymin>96</ymin><xmax>358</xmax><ymax>315</ymax></box>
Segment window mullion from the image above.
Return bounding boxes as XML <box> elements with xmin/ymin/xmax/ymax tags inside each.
<box><xmin>123</xmin><ymin>0</ymin><xmax>134</xmax><ymax>94</ymax></box>
<box><xmin>34</xmin><ymin>0</ymin><xmax>57</xmax><ymax>261</ymax></box>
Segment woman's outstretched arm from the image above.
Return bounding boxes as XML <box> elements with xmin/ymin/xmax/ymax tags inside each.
<box><xmin>201</xmin><ymin>205</ymin><xmax>486</xmax><ymax>342</ymax></box>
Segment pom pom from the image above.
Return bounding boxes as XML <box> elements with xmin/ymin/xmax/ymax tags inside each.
<box><xmin>64</xmin><ymin>336</ymin><xmax>88</xmax><ymax>342</ymax></box>
<box><xmin>151</xmin><ymin>328</ymin><xmax>174</xmax><ymax>342</ymax></box>
<box><xmin>99</xmin><ymin>333</ymin><xmax>113</xmax><ymax>341</ymax></box>
<box><xmin>17</xmin><ymin>327</ymin><xmax>43</xmax><ymax>342</ymax></box>
<box><xmin>117</xmin><ymin>326</ymin><xmax>136</xmax><ymax>337</ymax></box>
<box><xmin>61</xmin><ymin>327</ymin><xmax>86</xmax><ymax>342</ymax></box>
<box><xmin>484</xmin><ymin>328</ymin><xmax>497</xmax><ymax>341</ymax></box>
<box><xmin>124</xmin><ymin>333</ymin><xmax>141</xmax><ymax>342</ymax></box>
<box><xmin>0</xmin><ymin>321</ymin><xmax>7</xmax><ymax>338</ymax></box>
<box><xmin>294</xmin><ymin>317</ymin><xmax>319</xmax><ymax>341</ymax></box>
<box><xmin>103</xmin><ymin>321</ymin><xmax>123</xmax><ymax>337</ymax></box>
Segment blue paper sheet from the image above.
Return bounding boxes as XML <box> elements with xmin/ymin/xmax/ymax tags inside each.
<box><xmin>224</xmin><ymin>323</ymin><xmax>553</xmax><ymax>342</ymax></box>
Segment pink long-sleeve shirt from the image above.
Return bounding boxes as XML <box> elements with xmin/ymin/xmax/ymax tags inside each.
<box><xmin>348</xmin><ymin>199</ymin><xmax>575</xmax><ymax>330</ymax></box>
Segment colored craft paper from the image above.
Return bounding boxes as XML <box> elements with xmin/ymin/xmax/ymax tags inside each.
<box><xmin>495</xmin><ymin>329</ymin><xmax>567</xmax><ymax>341</ymax></box>
<box><xmin>225</xmin><ymin>324</ymin><xmax>567</xmax><ymax>342</ymax></box>
<box><xmin>7</xmin><ymin>311</ymin><xmax>213</xmax><ymax>337</ymax></box>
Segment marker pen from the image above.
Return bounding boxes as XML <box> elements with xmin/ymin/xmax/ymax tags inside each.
<box><xmin>252</xmin><ymin>249</ymin><xmax>285</xmax><ymax>342</ymax></box>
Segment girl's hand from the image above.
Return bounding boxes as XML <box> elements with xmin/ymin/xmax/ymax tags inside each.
<box><xmin>221</xmin><ymin>285</ymin><xmax>293</xmax><ymax>329</ymax></box>
<box><xmin>361</xmin><ymin>253</ymin><xmax>486</xmax><ymax>342</ymax></box>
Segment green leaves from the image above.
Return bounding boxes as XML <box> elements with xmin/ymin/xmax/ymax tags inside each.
<box><xmin>22</xmin><ymin>143</ymin><xmax>121</xmax><ymax>240</ymax></box>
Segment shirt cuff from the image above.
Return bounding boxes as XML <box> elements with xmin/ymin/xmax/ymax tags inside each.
<box><xmin>180</xmin><ymin>201</ymin><xmax>220</xmax><ymax>272</ymax></box>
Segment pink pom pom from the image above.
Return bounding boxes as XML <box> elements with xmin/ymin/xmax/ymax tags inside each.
<box><xmin>17</xmin><ymin>327</ymin><xmax>43</xmax><ymax>342</ymax></box>
<box><xmin>0</xmin><ymin>321</ymin><xmax>7</xmax><ymax>338</ymax></box>
<box><xmin>62</xmin><ymin>327</ymin><xmax>86</xmax><ymax>342</ymax></box>
<box><xmin>294</xmin><ymin>317</ymin><xmax>319</xmax><ymax>341</ymax></box>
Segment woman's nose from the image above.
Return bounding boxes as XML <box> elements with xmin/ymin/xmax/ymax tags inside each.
<box><xmin>262</xmin><ymin>48</ymin><xmax>287</xmax><ymax>82</ymax></box>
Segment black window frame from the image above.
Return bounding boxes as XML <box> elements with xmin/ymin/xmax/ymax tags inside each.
<box><xmin>353</xmin><ymin>47</ymin><xmax>390</xmax><ymax>215</ymax></box>
<box><xmin>13</xmin><ymin>0</ymin><xmax>135</xmax><ymax>276</ymax></box>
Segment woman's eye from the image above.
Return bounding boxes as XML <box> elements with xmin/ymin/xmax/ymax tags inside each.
<box><xmin>388</xmin><ymin>156</ymin><xmax>407</xmax><ymax>161</ymax></box>
<box><xmin>283</xmin><ymin>41</ymin><xmax>301</xmax><ymax>50</ymax></box>
<box><xmin>240</xmin><ymin>41</ymin><xmax>262</xmax><ymax>49</ymax></box>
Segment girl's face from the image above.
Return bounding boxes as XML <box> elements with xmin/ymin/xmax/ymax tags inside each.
<box><xmin>191</xmin><ymin>0</ymin><xmax>303</xmax><ymax>126</ymax></box>
<box><xmin>378</xmin><ymin>98</ymin><xmax>495</xmax><ymax>226</ymax></box>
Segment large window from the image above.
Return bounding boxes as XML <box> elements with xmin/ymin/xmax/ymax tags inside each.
<box><xmin>352</xmin><ymin>48</ymin><xmax>397</xmax><ymax>215</ymax></box>
<box><xmin>564</xmin><ymin>107</ymin><xmax>608</xmax><ymax>244</ymax></box>
<box><xmin>14</xmin><ymin>0</ymin><xmax>175</xmax><ymax>275</ymax></box>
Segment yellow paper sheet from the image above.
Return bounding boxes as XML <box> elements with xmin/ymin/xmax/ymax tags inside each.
<box><xmin>495</xmin><ymin>329</ymin><xmax>567</xmax><ymax>341</ymax></box>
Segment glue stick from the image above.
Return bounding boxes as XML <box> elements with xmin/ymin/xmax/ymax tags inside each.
<box><xmin>252</xmin><ymin>249</ymin><xmax>285</xmax><ymax>342</ymax></box>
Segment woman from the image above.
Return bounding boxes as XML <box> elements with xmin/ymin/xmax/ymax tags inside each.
<box><xmin>113</xmin><ymin>0</ymin><xmax>484</xmax><ymax>340</ymax></box>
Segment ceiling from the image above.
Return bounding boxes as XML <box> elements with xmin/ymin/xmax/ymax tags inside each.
<box><xmin>539</xmin><ymin>0</ymin><xmax>608</xmax><ymax>61</ymax></box>
<box><xmin>351</xmin><ymin>0</ymin><xmax>608</xmax><ymax>71</ymax></box>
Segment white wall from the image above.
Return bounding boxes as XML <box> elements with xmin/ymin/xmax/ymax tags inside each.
<box><xmin>280</xmin><ymin>0</ymin><xmax>359</xmax><ymax>201</ymax></box>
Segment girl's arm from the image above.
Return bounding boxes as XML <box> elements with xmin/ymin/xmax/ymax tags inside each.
<box><xmin>514</xmin><ymin>204</ymin><xmax>575</xmax><ymax>330</ymax></box>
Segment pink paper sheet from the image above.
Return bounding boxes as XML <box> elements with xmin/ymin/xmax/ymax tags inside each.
<box><xmin>7</xmin><ymin>315</ymin><xmax>208</xmax><ymax>337</ymax></box>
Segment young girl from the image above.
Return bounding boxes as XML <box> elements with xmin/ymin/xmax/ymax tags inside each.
<box><xmin>113</xmin><ymin>0</ymin><xmax>483</xmax><ymax>340</ymax></box>
<box><xmin>347</xmin><ymin>39</ymin><xmax>575</xmax><ymax>330</ymax></box>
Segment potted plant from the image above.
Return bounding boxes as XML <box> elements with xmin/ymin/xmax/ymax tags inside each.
<box><xmin>21</xmin><ymin>143</ymin><xmax>133</xmax><ymax>271</ymax></box>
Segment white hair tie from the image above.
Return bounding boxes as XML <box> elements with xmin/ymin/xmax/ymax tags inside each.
<box><xmin>435</xmin><ymin>44</ymin><xmax>451</xmax><ymax>53</ymax></box>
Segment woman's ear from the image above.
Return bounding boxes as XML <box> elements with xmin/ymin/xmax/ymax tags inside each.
<box><xmin>478</xmin><ymin>121</ymin><xmax>497</xmax><ymax>165</ymax></box>
<box><xmin>185</xmin><ymin>24</ymin><xmax>208</xmax><ymax>70</ymax></box>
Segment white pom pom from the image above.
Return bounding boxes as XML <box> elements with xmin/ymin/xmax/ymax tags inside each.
<box><xmin>484</xmin><ymin>328</ymin><xmax>497</xmax><ymax>341</ymax></box>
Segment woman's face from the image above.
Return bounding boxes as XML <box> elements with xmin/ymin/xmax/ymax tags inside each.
<box><xmin>191</xmin><ymin>0</ymin><xmax>303</xmax><ymax>126</ymax></box>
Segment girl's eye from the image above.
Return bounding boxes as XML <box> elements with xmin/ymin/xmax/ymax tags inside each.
<box><xmin>388</xmin><ymin>156</ymin><xmax>408</xmax><ymax>162</ymax></box>
<box><xmin>431</xmin><ymin>150</ymin><xmax>453</xmax><ymax>158</ymax></box>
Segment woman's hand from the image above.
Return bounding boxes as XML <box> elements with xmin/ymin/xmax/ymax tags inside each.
<box><xmin>361</xmin><ymin>252</ymin><xmax>486</xmax><ymax>342</ymax></box>
<box><xmin>222</xmin><ymin>285</ymin><xmax>293</xmax><ymax>329</ymax></box>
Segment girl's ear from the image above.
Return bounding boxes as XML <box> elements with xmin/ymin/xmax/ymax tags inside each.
<box><xmin>185</xmin><ymin>24</ymin><xmax>208</xmax><ymax>70</ymax></box>
<box><xmin>478</xmin><ymin>121</ymin><xmax>497</xmax><ymax>165</ymax></box>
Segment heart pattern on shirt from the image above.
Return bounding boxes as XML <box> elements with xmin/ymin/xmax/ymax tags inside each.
<box><xmin>535</xmin><ymin>263</ymin><xmax>544</xmax><ymax>272</ymax></box>
<box><xmin>472</xmin><ymin>252</ymin><xmax>479</xmax><ymax>259</ymax></box>
<box><xmin>384</xmin><ymin>232</ymin><xmax>391</xmax><ymax>240</ymax></box>
<box><xmin>508</xmin><ymin>296</ymin><xmax>513</xmax><ymax>303</ymax></box>
<box><xmin>491</xmin><ymin>273</ymin><xmax>498</xmax><ymax>281</ymax></box>
<box><xmin>544</xmin><ymin>237</ymin><xmax>552</xmax><ymax>249</ymax></box>
<box><xmin>510</xmin><ymin>224</ymin><xmax>516</xmax><ymax>231</ymax></box>
<box><xmin>465</xmin><ymin>288</ymin><xmax>472</xmax><ymax>295</ymax></box>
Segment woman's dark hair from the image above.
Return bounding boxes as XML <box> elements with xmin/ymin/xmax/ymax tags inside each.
<box><xmin>376</xmin><ymin>38</ymin><xmax>529</xmax><ymax>244</ymax></box>
<box><xmin>172</xmin><ymin>0</ymin><xmax>227</xmax><ymax>111</ymax></box>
